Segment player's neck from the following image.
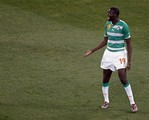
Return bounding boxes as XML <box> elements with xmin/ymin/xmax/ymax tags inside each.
<box><xmin>112</xmin><ymin>18</ymin><xmax>119</xmax><ymax>25</ymax></box>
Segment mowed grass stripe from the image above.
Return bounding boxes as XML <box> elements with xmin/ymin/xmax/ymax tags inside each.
<box><xmin>0</xmin><ymin>4</ymin><xmax>102</xmax><ymax>120</ymax></box>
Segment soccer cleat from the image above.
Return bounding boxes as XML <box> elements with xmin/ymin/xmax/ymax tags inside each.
<box><xmin>101</xmin><ymin>101</ymin><xmax>109</xmax><ymax>109</ymax></box>
<box><xmin>131</xmin><ymin>104</ymin><xmax>138</xmax><ymax>113</ymax></box>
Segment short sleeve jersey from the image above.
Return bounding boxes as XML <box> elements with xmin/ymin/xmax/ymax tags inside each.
<box><xmin>104</xmin><ymin>20</ymin><xmax>131</xmax><ymax>52</ymax></box>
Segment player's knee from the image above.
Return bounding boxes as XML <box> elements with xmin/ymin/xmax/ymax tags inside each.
<box><xmin>103</xmin><ymin>77</ymin><xmax>110</xmax><ymax>83</ymax></box>
<box><xmin>120</xmin><ymin>79</ymin><xmax>128</xmax><ymax>85</ymax></box>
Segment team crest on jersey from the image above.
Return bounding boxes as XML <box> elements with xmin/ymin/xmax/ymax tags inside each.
<box><xmin>107</xmin><ymin>24</ymin><xmax>112</xmax><ymax>30</ymax></box>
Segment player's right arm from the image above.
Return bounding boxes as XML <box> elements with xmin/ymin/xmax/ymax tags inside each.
<box><xmin>83</xmin><ymin>37</ymin><xmax>108</xmax><ymax>58</ymax></box>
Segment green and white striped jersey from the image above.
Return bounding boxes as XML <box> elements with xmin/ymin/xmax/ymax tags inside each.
<box><xmin>104</xmin><ymin>20</ymin><xmax>131</xmax><ymax>52</ymax></box>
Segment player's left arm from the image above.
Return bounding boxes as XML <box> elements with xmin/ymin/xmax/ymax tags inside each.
<box><xmin>123</xmin><ymin>22</ymin><xmax>132</xmax><ymax>70</ymax></box>
<box><xmin>125</xmin><ymin>38</ymin><xmax>132</xmax><ymax>70</ymax></box>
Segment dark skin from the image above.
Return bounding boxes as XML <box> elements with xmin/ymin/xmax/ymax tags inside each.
<box><xmin>84</xmin><ymin>9</ymin><xmax>132</xmax><ymax>85</ymax></box>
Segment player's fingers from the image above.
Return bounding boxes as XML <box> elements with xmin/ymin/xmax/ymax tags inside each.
<box><xmin>83</xmin><ymin>50</ymin><xmax>88</xmax><ymax>57</ymax></box>
<box><xmin>83</xmin><ymin>50</ymin><xmax>91</xmax><ymax>58</ymax></box>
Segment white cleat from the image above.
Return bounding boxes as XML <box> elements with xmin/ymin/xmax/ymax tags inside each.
<box><xmin>131</xmin><ymin>104</ymin><xmax>138</xmax><ymax>113</ymax></box>
<box><xmin>101</xmin><ymin>102</ymin><xmax>109</xmax><ymax>109</ymax></box>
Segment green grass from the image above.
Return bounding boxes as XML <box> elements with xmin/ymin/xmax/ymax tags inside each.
<box><xmin>0</xmin><ymin>0</ymin><xmax>148</xmax><ymax>120</ymax></box>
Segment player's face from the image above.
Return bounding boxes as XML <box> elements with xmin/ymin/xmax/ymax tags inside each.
<box><xmin>107</xmin><ymin>9</ymin><xmax>117</xmax><ymax>21</ymax></box>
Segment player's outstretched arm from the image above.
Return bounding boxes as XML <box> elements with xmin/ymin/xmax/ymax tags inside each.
<box><xmin>83</xmin><ymin>37</ymin><xmax>108</xmax><ymax>58</ymax></box>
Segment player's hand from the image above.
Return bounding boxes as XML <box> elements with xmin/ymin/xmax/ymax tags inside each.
<box><xmin>83</xmin><ymin>50</ymin><xmax>92</xmax><ymax>58</ymax></box>
<box><xmin>127</xmin><ymin>62</ymin><xmax>131</xmax><ymax>70</ymax></box>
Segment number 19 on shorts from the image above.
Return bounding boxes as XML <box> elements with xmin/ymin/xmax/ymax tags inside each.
<box><xmin>119</xmin><ymin>58</ymin><xmax>126</xmax><ymax>64</ymax></box>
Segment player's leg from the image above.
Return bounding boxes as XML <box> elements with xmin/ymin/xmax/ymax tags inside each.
<box><xmin>118</xmin><ymin>68</ymin><xmax>128</xmax><ymax>85</ymax></box>
<box><xmin>118</xmin><ymin>68</ymin><xmax>138</xmax><ymax>112</ymax></box>
<box><xmin>101</xmin><ymin>69</ymin><xmax>112</xmax><ymax>108</ymax></box>
<box><xmin>103</xmin><ymin>69</ymin><xmax>112</xmax><ymax>83</ymax></box>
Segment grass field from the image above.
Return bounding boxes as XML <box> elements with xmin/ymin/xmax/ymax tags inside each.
<box><xmin>0</xmin><ymin>0</ymin><xmax>148</xmax><ymax>120</ymax></box>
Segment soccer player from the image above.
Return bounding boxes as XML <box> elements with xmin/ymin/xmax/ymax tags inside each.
<box><xmin>83</xmin><ymin>7</ymin><xmax>138</xmax><ymax>112</ymax></box>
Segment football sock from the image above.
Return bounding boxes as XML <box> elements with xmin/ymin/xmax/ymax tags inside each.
<box><xmin>102</xmin><ymin>83</ymin><xmax>109</xmax><ymax>103</ymax></box>
<box><xmin>123</xmin><ymin>83</ymin><xmax>135</xmax><ymax>105</ymax></box>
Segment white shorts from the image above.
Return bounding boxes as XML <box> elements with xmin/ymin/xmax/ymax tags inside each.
<box><xmin>100</xmin><ymin>49</ymin><xmax>128</xmax><ymax>71</ymax></box>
